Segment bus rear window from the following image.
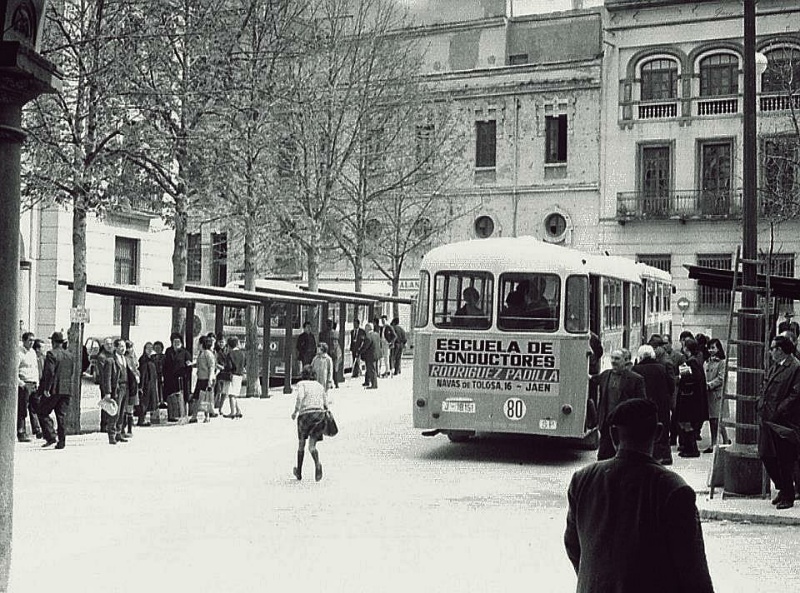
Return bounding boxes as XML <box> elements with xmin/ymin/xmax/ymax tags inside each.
<box><xmin>498</xmin><ymin>273</ymin><xmax>560</xmax><ymax>332</ymax></box>
<box><xmin>565</xmin><ymin>275</ymin><xmax>588</xmax><ymax>333</ymax></box>
<box><xmin>433</xmin><ymin>271</ymin><xmax>493</xmax><ymax>329</ymax></box>
<box><xmin>415</xmin><ymin>271</ymin><xmax>430</xmax><ymax>328</ymax></box>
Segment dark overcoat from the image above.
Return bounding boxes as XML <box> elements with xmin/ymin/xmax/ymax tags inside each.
<box><xmin>593</xmin><ymin>369</ymin><xmax>646</xmax><ymax>430</ymax></box>
<box><xmin>39</xmin><ymin>347</ymin><xmax>74</xmax><ymax>396</ymax></box>
<box><xmin>138</xmin><ymin>354</ymin><xmax>159</xmax><ymax>411</ymax></box>
<box><xmin>564</xmin><ymin>450</ymin><xmax>714</xmax><ymax>593</ymax></box>
<box><xmin>758</xmin><ymin>355</ymin><xmax>800</xmax><ymax>455</ymax></box>
<box><xmin>675</xmin><ymin>354</ymin><xmax>708</xmax><ymax>425</ymax></box>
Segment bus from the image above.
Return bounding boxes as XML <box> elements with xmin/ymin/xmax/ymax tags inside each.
<box><xmin>411</xmin><ymin>237</ymin><xmax>673</xmax><ymax>444</ymax></box>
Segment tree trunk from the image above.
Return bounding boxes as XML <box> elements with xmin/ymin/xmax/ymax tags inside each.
<box><xmin>306</xmin><ymin>242</ymin><xmax>320</xmax><ymax>330</ymax></box>
<box><xmin>67</xmin><ymin>194</ymin><xmax>88</xmax><ymax>434</ymax></box>
<box><xmin>171</xmin><ymin>191</ymin><xmax>188</xmax><ymax>335</ymax></box>
<box><xmin>243</xmin><ymin>219</ymin><xmax>260</xmax><ymax>396</ymax></box>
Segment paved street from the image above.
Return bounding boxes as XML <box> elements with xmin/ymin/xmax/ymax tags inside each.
<box><xmin>8</xmin><ymin>364</ymin><xmax>800</xmax><ymax>593</ymax></box>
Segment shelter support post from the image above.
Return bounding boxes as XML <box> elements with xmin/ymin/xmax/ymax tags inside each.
<box><xmin>215</xmin><ymin>304</ymin><xmax>224</xmax><ymax>338</ymax></box>
<box><xmin>120</xmin><ymin>299</ymin><xmax>133</xmax><ymax>340</ymax></box>
<box><xmin>261</xmin><ymin>301</ymin><xmax>271</xmax><ymax>398</ymax></box>
<box><xmin>185</xmin><ymin>303</ymin><xmax>194</xmax><ymax>356</ymax></box>
<box><xmin>283</xmin><ymin>304</ymin><xmax>294</xmax><ymax>394</ymax></box>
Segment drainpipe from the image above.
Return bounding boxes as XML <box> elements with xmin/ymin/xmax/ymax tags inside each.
<box><xmin>512</xmin><ymin>96</ymin><xmax>521</xmax><ymax>237</ymax></box>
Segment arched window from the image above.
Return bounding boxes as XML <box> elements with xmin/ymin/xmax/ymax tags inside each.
<box><xmin>640</xmin><ymin>58</ymin><xmax>678</xmax><ymax>101</ymax></box>
<box><xmin>699</xmin><ymin>54</ymin><xmax>739</xmax><ymax>96</ymax></box>
<box><xmin>762</xmin><ymin>46</ymin><xmax>800</xmax><ymax>93</ymax></box>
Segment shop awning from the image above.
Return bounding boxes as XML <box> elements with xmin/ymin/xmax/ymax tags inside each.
<box><xmin>683</xmin><ymin>265</ymin><xmax>800</xmax><ymax>300</ymax></box>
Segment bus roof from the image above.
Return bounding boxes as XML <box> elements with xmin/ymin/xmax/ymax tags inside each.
<box><xmin>421</xmin><ymin>237</ymin><xmax>669</xmax><ymax>284</ymax></box>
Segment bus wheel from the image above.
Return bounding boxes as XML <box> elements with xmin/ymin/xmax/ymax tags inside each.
<box><xmin>446</xmin><ymin>431</ymin><xmax>474</xmax><ymax>443</ymax></box>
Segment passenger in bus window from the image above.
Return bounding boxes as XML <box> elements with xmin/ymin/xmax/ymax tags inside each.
<box><xmin>521</xmin><ymin>278</ymin><xmax>550</xmax><ymax>318</ymax></box>
<box><xmin>453</xmin><ymin>287</ymin><xmax>488</xmax><ymax>328</ymax></box>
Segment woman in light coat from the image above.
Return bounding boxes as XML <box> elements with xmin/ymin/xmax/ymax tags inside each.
<box><xmin>703</xmin><ymin>338</ymin><xmax>729</xmax><ymax>452</ymax></box>
<box><xmin>311</xmin><ymin>343</ymin><xmax>334</xmax><ymax>393</ymax></box>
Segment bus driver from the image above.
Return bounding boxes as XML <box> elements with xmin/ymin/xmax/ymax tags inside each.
<box><xmin>453</xmin><ymin>287</ymin><xmax>489</xmax><ymax>329</ymax></box>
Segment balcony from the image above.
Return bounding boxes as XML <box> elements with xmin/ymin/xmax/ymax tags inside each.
<box><xmin>760</xmin><ymin>93</ymin><xmax>800</xmax><ymax>113</ymax></box>
<box><xmin>616</xmin><ymin>189</ymin><xmax>742</xmax><ymax>223</ymax></box>
<box><xmin>695</xmin><ymin>96</ymin><xmax>739</xmax><ymax>116</ymax></box>
<box><xmin>637</xmin><ymin>101</ymin><xmax>678</xmax><ymax>120</ymax></box>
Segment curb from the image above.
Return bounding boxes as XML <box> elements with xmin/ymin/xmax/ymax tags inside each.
<box><xmin>699</xmin><ymin>508</ymin><xmax>800</xmax><ymax>526</ymax></box>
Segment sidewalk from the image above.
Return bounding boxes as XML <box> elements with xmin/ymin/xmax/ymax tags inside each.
<box><xmin>660</xmin><ymin>448</ymin><xmax>800</xmax><ymax>526</ymax></box>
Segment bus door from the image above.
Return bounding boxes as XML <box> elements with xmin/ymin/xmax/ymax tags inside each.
<box><xmin>622</xmin><ymin>281</ymin><xmax>631</xmax><ymax>350</ymax></box>
<box><xmin>589</xmin><ymin>275</ymin><xmax>601</xmax><ymax>336</ymax></box>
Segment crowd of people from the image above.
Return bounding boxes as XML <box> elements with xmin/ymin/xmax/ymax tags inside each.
<box><xmin>592</xmin><ymin>327</ymin><xmax>800</xmax><ymax>510</ymax></box>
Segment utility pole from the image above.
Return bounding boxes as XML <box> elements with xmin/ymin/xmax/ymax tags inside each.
<box><xmin>726</xmin><ymin>0</ymin><xmax>763</xmax><ymax>495</ymax></box>
<box><xmin>0</xmin><ymin>2</ymin><xmax>60</xmax><ymax>590</ymax></box>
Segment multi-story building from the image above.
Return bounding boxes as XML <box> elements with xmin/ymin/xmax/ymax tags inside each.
<box><xmin>599</xmin><ymin>0</ymin><xmax>800</xmax><ymax>337</ymax></box>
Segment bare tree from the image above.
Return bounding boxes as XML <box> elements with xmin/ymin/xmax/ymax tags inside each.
<box><xmin>23</xmin><ymin>0</ymin><xmax>141</xmax><ymax>434</ymax></box>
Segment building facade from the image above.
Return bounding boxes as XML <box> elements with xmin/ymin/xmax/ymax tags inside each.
<box><xmin>599</xmin><ymin>0</ymin><xmax>800</xmax><ymax>338</ymax></box>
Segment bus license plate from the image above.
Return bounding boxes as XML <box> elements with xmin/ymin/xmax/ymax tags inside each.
<box><xmin>442</xmin><ymin>401</ymin><xmax>475</xmax><ymax>413</ymax></box>
<box><xmin>539</xmin><ymin>419</ymin><xmax>557</xmax><ymax>430</ymax></box>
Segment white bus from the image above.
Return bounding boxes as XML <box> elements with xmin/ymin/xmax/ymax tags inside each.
<box><xmin>412</xmin><ymin>237</ymin><xmax>672</xmax><ymax>444</ymax></box>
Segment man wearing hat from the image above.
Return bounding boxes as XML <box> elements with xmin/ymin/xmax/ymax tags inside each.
<box><xmin>778</xmin><ymin>311</ymin><xmax>800</xmax><ymax>338</ymax></box>
<box><xmin>564</xmin><ymin>398</ymin><xmax>714</xmax><ymax>593</ymax></box>
<box><xmin>35</xmin><ymin>332</ymin><xmax>74</xmax><ymax>449</ymax></box>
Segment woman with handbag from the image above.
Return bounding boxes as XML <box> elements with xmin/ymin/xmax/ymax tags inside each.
<box><xmin>291</xmin><ymin>365</ymin><xmax>329</xmax><ymax>482</ymax></box>
<box><xmin>137</xmin><ymin>342</ymin><xmax>159</xmax><ymax>426</ymax></box>
<box><xmin>223</xmin><ymin>336</ymin><xmax>245</xmax><ymax>419</ymax></box>
<box><xmin>189</xmin><ymin>336</ymin><xmax>217</xmax><ymax>423</ymax></box>
<box><xmin>703</xmin><ymin>338</ymin><xmax>730</xmax><ymax>453</ymax></box>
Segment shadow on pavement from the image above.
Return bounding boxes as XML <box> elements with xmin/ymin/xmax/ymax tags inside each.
<box><xmin>419</xmin><ymin>433</ymin><xmax>592</xmax><ymax>467</ymax></box>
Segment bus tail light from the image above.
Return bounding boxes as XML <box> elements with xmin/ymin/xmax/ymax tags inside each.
<box><xmin>561</xmin><ymin>404</ymin><xmax>573</xmax><ymax>415</ymax></box>
<box><xmin>416</xmin><ymin>398</ymin><xmax>426</xmax><ymax>408</ymax></box>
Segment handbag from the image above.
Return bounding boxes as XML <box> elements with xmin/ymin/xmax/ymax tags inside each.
<box><xmin>323</xmin><ymin>410</ymin><xmax>338</xmax><ymax>437</ymax></box>
<box><xmin>217</xmin><ymin>370</ymin><xmax>232</xmax><ymax>382</ymax></box>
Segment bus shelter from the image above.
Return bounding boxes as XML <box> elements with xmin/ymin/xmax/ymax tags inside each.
<box><xmin>181</xmin><ymin>283</ymin><xmax>328</xmax><ymax>394</ymax></box>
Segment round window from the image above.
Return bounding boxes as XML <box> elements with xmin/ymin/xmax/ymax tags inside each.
<box><xmin>545</xmin><ymin>213</ymin><xmax>567</xmax><ymax>238</ymax></box>
<box><xmin>474</xmin><ymin>215</ymin><xmax>495</xmax><ymax>238</ymax></box>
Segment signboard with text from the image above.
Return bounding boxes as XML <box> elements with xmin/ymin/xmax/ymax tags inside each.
<box><xmin>428</xmin><ymin>336</ymin><xmax>560</xmax><ymax>396</ymax></box>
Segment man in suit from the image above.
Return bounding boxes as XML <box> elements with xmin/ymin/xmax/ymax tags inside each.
<box><xmin>100</xmin><ymin>338</ymin><xmax>129</xmax><ymax>445</ymax></box>
<box><xmin>564</xmin><ymin>398</ymin><xmax>714</xmax><ymax>593</ymax></box>
<box><xmin>359</xmin><ymin>323</ymin><xmax>381</xmax><ymax>389</ymax></box>
<box><xmin>17</xmin><ymin>331</ymin><xmax>43</xmax><ymax>442</ymax></box>
<box><xmin>390</xmin><ymin>317</ymin><xmax>407</xmax><ymax>376</ymax></box>
<box><xmin>758</xmin><ymin>334</ymin><xmax>800</xmax><ymax>509</ymax></box>
<box><xmin>36</xmin><ymin>332</ymin><xmax>74</xmax><ymax>449</ymax></box>
<box><xmin>590</xmin><ymin>348</ymin><xmax>646</xmax><ymax>460</ymax></box>
<box><xmin>97</xmin><ymin>338</ymin><xmax>115</xmax><ymax>433</ymax></box>
<box><xmin>349</xmin><ymin>319</ymin><xmax>366</xmax><ymax>379</ymax></box>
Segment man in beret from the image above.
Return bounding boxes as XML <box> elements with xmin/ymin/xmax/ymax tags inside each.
<box><xmin>36</xmin><ymin>332</ymin><xmax>74</xmax><ymax>449</ymax></box>
<box><xmin>564</xmin><ymin>398</ymin><xmax>714</xmax><ymax>593</ymax></box>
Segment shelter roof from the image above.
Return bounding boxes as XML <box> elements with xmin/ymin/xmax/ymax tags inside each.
<box><xmin>240</xmin><ymin>279</ymin><xmax>380</xmax><ymax>306</ymax></box>
<box><xmin>300</xmin><ymin>286</ymin><xmax>414</xmax><ymax>306</ymax></box>
<box><xmin>184</xmin><ymin>283</ymin><xmax>325</xmax><ymax>306</ymax></box>
<box><xmin>59</xmin><ymin>281</ymin><xmax>260</xmax><ymax>308</ymax></box>
<box><xmin>684</xmin><ymin>265</ymin><xmax>800</xmax><ymax>299</ymax></box>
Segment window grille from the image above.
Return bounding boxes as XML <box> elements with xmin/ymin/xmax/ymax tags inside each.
<box><xmin>636</xmin><ymin>254</ymin><xmax>671</xmax><ymax>273</ymax></box>
<box><xmin>545</xmin><ymin>114</ymin><xmax>567</xmax><ymax>164</ymax></box>
<box><xmin>697</xmin><ymin>254</ymin><xmax>732</xmax><ymax>310</ymax></box>
<box><xmin>113</xmin><ymin>237</ymin><xmax>139</xmax><ymax>325</ymax></box>
<box><xmin>475</xmin><ymin>120</ymin><xmax>496</xmax><ymax>168</ymax></box>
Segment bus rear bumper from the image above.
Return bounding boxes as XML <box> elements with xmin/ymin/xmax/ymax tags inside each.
<box><xmin>421</xmin><ymin>429</ymin><xmax>441</xmax><ymax>437</ymax></box>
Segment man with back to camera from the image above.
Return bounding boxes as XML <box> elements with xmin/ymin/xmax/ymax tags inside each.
<box><xmin>349</xmin><ymin>319</ymin><xmax>366</xmax><ymax>379</ymax></box>
<box><xmin>564</xmin><ymin>398</ymin><xmax>714</xmax><ymax>593</ymax></box>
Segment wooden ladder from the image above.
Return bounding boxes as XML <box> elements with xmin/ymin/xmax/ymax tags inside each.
<box><xmin>709</xmin><ymin>247</ymin><xmax>772</xmax><ymax>499</ymax></box>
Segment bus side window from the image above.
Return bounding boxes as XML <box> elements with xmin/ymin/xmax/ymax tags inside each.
<box><xmin>565</xmin><ymin>275</ymin><xmax>588</xmax><ymax>333</ymax></box>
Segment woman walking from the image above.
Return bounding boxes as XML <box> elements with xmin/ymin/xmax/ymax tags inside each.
<box><xmin>703</xmin><ymin>338</ymin><xmax>730</xmax><ymax>453</ymax></box>
<box><xmin>137</xmin><ymin>342</ymin><xmax>159</xmax><ymax>426</ymax></box>
<box><xmin>291</xmin><ymin>366</ymin><xmax>329</xmax><ymax>481</ymax></box>
<box><xmin>222</xmin><ymin>336</ymin><xmax>245</xmax><ymax>419</ymax></box>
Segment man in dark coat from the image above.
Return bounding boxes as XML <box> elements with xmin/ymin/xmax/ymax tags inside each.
<box><xmin>590</xmin><ymin>349</ymin><xmax>646</xmax><ymax>460</ymax></box>
<box><xmin>359</xmin><ymin>322</ymin><xmax>381</xmax><ymax>389</ymax></box>
<box><xmin>36</xmin><ymin>332</ymin><xmax>74</xmax><ymax>449</ymax></box>
<box><xmin>349</xmin><ymin>319</ymin><xmax>366</xmax><ymax>379</ymax></box>
<box><xmin>390</xmin><ymin>318</ymin><xmax>407</xmax><ymax>376</ymax></box>
<box><xmin>564</xmin><ymin>398</ymin><xmax>714</xmax><ymax>593</ymax></box>
<box><xmin>758</xmin><ymin>334</ymin><xmax>800</xmax><ymax>509</ymax></box>
<box><xmin>163</xmin><ymin>332</ymin><xmax>193</xmax><ymax>404</ymax></box>
<box><xmin>295</xmin><ymin>321</ymin><xmax>317</xmax><ymax>367</ymax></box>
<box><xmin>632</xmin><ymin>344</ymin><xmax>674</xmax><ymax>465</ymax></box>
<box><xmin>676</xmin><ymin>337</ymin><xmax>707</xmax><ymax>458</ymax></box>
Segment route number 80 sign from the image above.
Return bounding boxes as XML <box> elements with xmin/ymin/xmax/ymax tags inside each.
<box><xmin>503</xmin><ymin>398</ymin><xmax>526</xmax><ymax>420</ymax></box>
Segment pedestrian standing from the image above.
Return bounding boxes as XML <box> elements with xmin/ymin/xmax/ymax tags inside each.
<box><xmin>331</xmin><ymin>333</ymin><xmax>343</xmax><ymax>387</ymax></box>
<box><xmin>296</xmin><ymin>321</ymin><xmax>317</xmax><ymax>368</ymax></box>
<box><xmin>390</xmin><ymin>317</ymin><xmax>407</xmax><ymax>375</ymax></box>
<box><xmin>17</xmin><ymin>332</ymin><xmax>43</xmax><ymax>442</ymax></box>
<box><xmin>163</xmin><ymin>333</ymin><xmax>192</xmax><ymax>405</ymax></box>
<box><xmin>97</xmin><ymin>338</ymin><xmax>115</xmax><ymax>433</ymax></box>
<box><xmin>311</xmin><ymin>343</ymin><xmax>334</xmax><ymax>393</ymax></box>
<box><xmin>101</xmin><ymin>338</ymin><xmax>130</xmax><ymax>445</ymax></box>
<box><xmin>758</xmin><ymin>335</ymin><xmax>800</xmax><ymax>510</ymax></box>
<box><xmin>291</xmin><ymin>366</ymin><xmax>329</xmax><ymax>482</ymax></box>
<box><xmin>122</xmin><ymin>340</ymin><xmax>140</xmax><ymax>438</ymax></box>
<box><xmin>590</xmin><ymin>349</ymin><xmax>646</xmax><ymax>460</ymax></box>
<box><xmin>223</xmin><ymin>336</ymin><xmax>245</xmax><ymax>419</ymax></box>
<box><xmin>152</xmin><ymin>340</ymin><xmax>165</xmax><ymax>403</ymax></box>
<box><xmin>349</xmin><ymin>319</ymin><xmax>366</xmax><ymax>379</ymax></box>
<box><xmin>360</xmin><ymin>323</ymin><xmax>380</xmax><ymax>390</ymax></box>
<box><xmin>632</xmin><ymin>345</ymin><xmax>673</xmax><ymax>465</ymax></box>
<box><xmin>189</xmin><ymin>336</ymin><xmax>216</xmax><ymax>423</ymax></box>
<box><xmin>379</xmin><ymin>315</ymin><xmax>395</xmax><ymax>377</ymax></box>
<box><xmin>564</xmin><ymin>398</ymin><xmax>714</xmax><ymax>593</ymax></box>
<box><xmin>675</xmin><ymin>337</ymin><xmax>707</xmax><ymax>458</ymax></box>
<box><xmin>137</xmin><ymin>342</ymin><xmax>158</xmax><ymax>426</ymax></box>
<box><xmin>36</xmin><ymin>332</ymin><xmax>74</xmax><ymax>449</ymax></box>
<box><xmin>703</xmin><ymin>338</ymin><xmax>730</xmax><ymax>453</ymax></box>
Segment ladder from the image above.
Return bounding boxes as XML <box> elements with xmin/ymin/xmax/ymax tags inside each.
<box><xmin>709</xmin><ymin>247</ymin><xmax>772</xmax><ymax>499</ymax></box>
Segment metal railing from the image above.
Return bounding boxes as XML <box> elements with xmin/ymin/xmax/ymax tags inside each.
<box><xmin>616</xmin><ymin>189</ymin><xmax>743</xmax><ymax>221</ymax></box>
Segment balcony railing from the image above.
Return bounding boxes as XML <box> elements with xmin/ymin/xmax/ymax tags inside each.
<box><xmin>696</xmin><ymin>96</ymin><xmax>739</xmax><ymax>116</ymax></box>
<box><xmin>638</xmin><ymin>101</ymin><xmax>678</xmax><ymax>119</ymax></box>
<box><xmin>760</xmin><ymin>93</ymin><xmax>800</xmax><ymax>113</ymax></box>
<box><xmin>616</xmin><ymin>189</ymin><xmax>742</xmax><ymax>222</ymax></box>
